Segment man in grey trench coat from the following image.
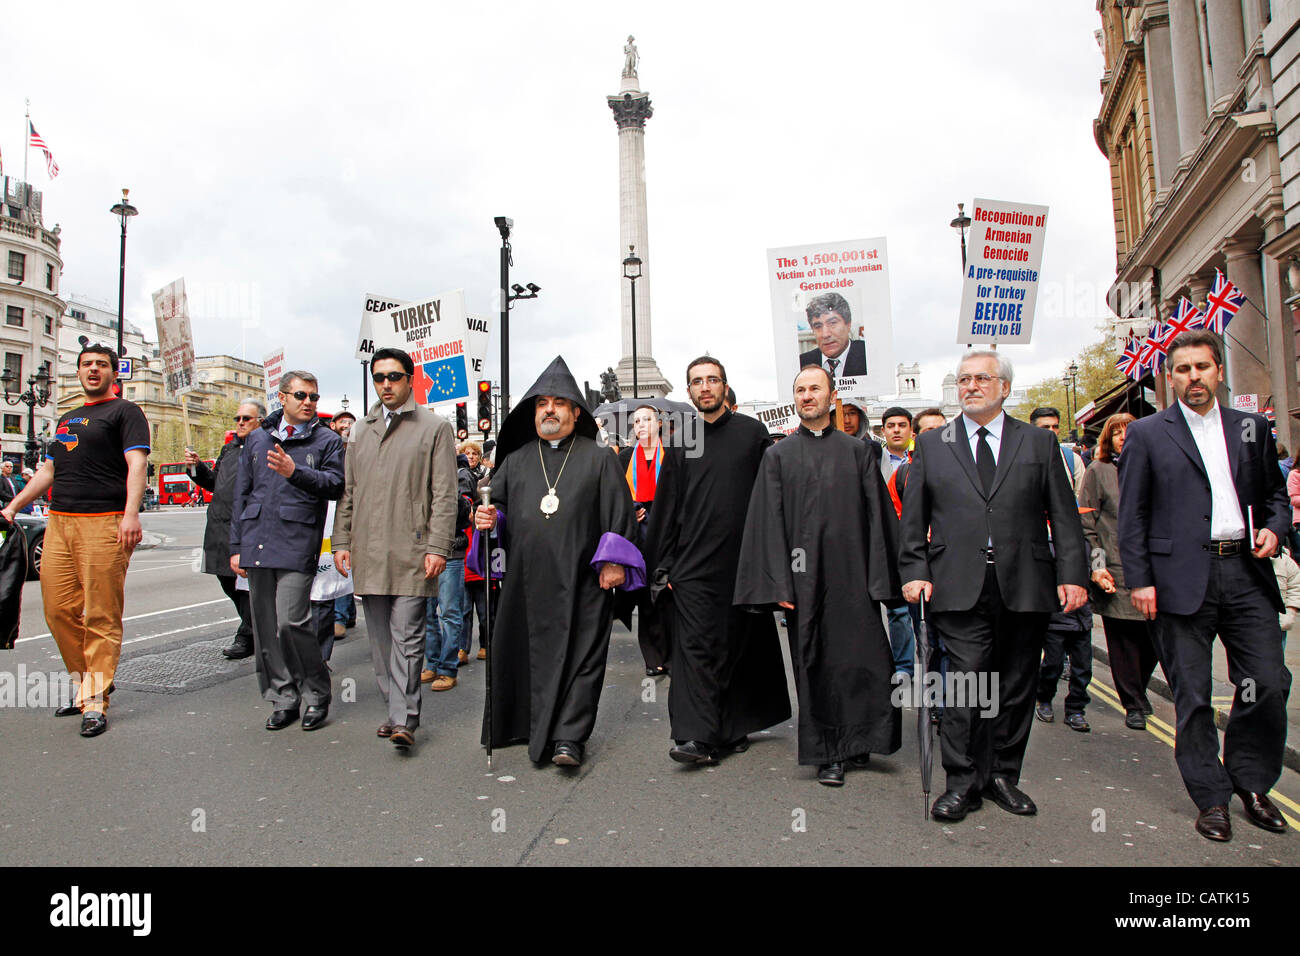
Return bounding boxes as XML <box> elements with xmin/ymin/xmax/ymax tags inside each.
<box><xmin>332</xmin><ymin>347</ymin><xmax>459</xmax><ymax>751</ymax></box>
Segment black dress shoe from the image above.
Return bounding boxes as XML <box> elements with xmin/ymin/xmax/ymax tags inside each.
<box><xmin>817</xmin><ymin>762</ymin><xmax>846</xmax><ymax>787</ymax></box>
<box><xmin>1195</xmin><ymin>805</ymin><xmax>1232</xmax><ymax>842</ymax></box>
<box><xmin>1124</xmin><ymin>710</ymin><xmax>1146</xmax><ymax>730</ymax></box>
<box><xmin>984</xmin><ymin>776</ymin><xmax>1037</xmax><ymax>815</ymax></box>
<box><xmin>1235</xmin><ymin>790</ymin><xmax>1287</xmax><ymax>833</ymax></box>
<box><xmin>55</xmin><ymin>702</ymin><xmax>81</xmax><ymax>717</ymax></box>
<box><xmin>301</xmin><ymin>705</ymin><xmax>329</xmax><ymax>731</ymax></box>
<box><xmin>723</xmin><ymin>736</ymin><xmax>750</xmax><ymax>754</ymax></box>
<box><xmin>931</xmin><ymin>788</ymin><xmax>982</xmax><ymax>821</ymax></box>
<box><xmin>669</xmin><ymin>740</ymin><xmax>718</xmax><ymax>765</ymax></box>
<box><xmin>552</xmin><ymin>741</ymin><xmax>583</xmax><ymax>767</ymax></box>
<box><xmin>265</xmin><ymin>708</ymin><xmax>300</xmax><ymax>731</ymax></box>
<box><xmin>221</xmin><ymin>642</ymin><xmax>254</xmax><ymax>660</ymax></box>
<box><xmin>79</xmin><ymin>712</ymin><xmax>107</xmax><ymax>737</ymax></box>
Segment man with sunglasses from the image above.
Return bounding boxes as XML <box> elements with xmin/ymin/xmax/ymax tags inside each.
<box><xmin>186</xmin><ymin>400</ymin><xmax>265</xmax><ymax>659</ymax></box>
<box><xmin>231</xmin><ymin>371</ymin><xmax>345</xmax><ymax>732</ymax></box>
<box><xmin>333</xmin><ymin>348</ymin><xmax>459</xmax><ymax>750</ymax></box>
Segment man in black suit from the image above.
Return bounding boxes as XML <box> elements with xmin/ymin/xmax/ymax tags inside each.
<box><xmin>899</xmin><ymin>350</ymin><xmax>1088</xmax><ymax>822</ymax></box>
<box><xmin>1118</xmin><ymin>329</ymin><xmax>1292</xmax><ymax>842</ymax></box>
<box><xmin>798</xmin><ymin>292</ymin><xmax>867</xmax><ymax>377</ymax></box>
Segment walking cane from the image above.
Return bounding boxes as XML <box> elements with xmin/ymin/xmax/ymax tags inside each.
<box><xmin>479</xmin><ymin>486</ymin><xmax>494</xmax><ymax>770</ymax></box>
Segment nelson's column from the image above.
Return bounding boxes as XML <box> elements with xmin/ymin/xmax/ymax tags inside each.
<box><xmin>608</xmin><ymin>36</ymin><xmax>671</xmax><ymax>398</ymax></box>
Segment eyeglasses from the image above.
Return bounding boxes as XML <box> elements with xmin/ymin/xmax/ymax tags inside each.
<box><xmin>372</xmin><ymin>371</ymin><xmax>410</xmax><ymax>384</ymax></box>
<box><xmin>284</xmin><ymin>391</ymin><xmax>320</xmax><ymax>402</ymax></box>
<box><xmin>233</xmin><ymin>415</ymin><xmax>257</xmax><ymax>423</ymax></box>
<box><xmin>956</xmin><ymin>374</ymin><xmax>1000</xmax><ymax>387</ymax></box>
<box><xmin>689</xmin><ymin>376</ymin><xmax>724</xmax><ymax>388</ymax></box>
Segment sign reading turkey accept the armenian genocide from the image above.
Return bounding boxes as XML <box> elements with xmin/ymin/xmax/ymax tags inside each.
<box><xmin>370</xmin><ymin>289</ymin><xmax>471</xmax><ymax>405</ymax></box>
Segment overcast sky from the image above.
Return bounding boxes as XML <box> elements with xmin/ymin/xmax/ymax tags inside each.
<box><xmin>2</xmin><ymin>1</ymin><xmax>1116</xmax><ymax>414</ymax></box>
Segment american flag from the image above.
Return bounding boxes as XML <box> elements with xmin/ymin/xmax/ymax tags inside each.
<box><xmin>28</xmin><ymin>121</ymin><xmax>59</xmax><ymax>179</ymax></box>
<box><xmin>1203</xmin><ymin>268</ymin><xmax>1243</xmax><ymax>335</ymax></box>
<box><xmin>1115</xmin><ymin>331</ymin><xmax>1144</xmax><ymax>379</ymax></box>
<box><xmin>1159</xmin><ymin>296</ymin><xmax>1206</xmax><ymax>345</ymax></box>
<box><xmin>1139</xmin><ymin>321</ymin><xmax>1171</xmax><ymax>372</ymax></box>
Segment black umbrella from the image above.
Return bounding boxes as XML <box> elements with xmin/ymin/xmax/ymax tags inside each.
<box><xmin>593</xmin><ymin>397</ymin><xmax>696</xmax><ymax>447</ymax></box>
<box><xmin>915</xmin><ymin>598</ymin><xmax>935</xmax><ymax>819</ymax></box>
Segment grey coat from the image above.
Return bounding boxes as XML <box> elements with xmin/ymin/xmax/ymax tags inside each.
<box><xmin>331</xmin><ymin>396</ymin><xmax>459</xmax><ymax>597</ymax></box>
<box><xmin>1078</xmin><ymin>458</ymin><xmax>1144</xmax><ymax>621</ymax></box>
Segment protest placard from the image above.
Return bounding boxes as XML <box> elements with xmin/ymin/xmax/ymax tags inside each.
<box><xmin>956</xmin><ymin>198</ymin><xmax>1049</xmax><ymax>344</ymax></box>
<box><xmin>151</xmin><ymin>278</ymin><xmax>196</xmax><ymax>397</ymax></box>
<box><xmin>371</xmin><ymin>290</ymin><xmax>471</xmax><ymax>405</ymax></box>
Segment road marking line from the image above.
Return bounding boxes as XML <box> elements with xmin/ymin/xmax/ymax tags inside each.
<box><xmin>121</xmin><ymin>617</ymin><xmax>239</xmax><ymax>646</ymax></box>
<box><xmin>15</xmin><ymin>598</ymin><xmax>228</xmax><ymax>645</ymax></box>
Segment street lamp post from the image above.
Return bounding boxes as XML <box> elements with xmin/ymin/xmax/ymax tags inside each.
<box><xmin>493</xmin><ymin>216</ymin><xmax>541</xmax><ymax>418</ymax></box>
<box><xmin>2</xmin><ymin>362</ymin><xmax>52</xmax><ymax>470</ymax></box>
<box><xmin>950</xmin><ymin>202</ymin><xmax>972</xmax><ymax>272</ymax></box>
<box><xmin>1067</xmin><ymin>361</ymin><xmax>1080</xmax><ymax>440</ymax></box>
<box><xmin>1061</xmin><ymin>372</ymin><xmax>1073</xmax><ymax>425</ymax></box>
<box><xmin>109</xmin><ymin>189</ymin><xmax>138</xmax><ymax>363</ymax></box>
<box><xmin>623</xmin><ymin>245</ymin><xmax>642</xmax><ymax>399</ymax></box>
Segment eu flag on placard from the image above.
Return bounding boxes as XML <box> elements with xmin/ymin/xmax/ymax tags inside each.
<box><xmin>415</xmin><ymin>356</ymin><xmax>468</xmax><ymax>404</ymax></box>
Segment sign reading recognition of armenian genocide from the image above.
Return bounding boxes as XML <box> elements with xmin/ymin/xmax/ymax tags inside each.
<box><xmin>370</xmin><ymin>289</ymin><xmax>471</xmax><ymax>405</ymax></box>
<box><xmin>766</xmin><ymin>238</ymin><xmax>894</xmax><ymax>404</ymax></box>
<box><xmin>956</xmin><ymin>198</ymin><xmax>1049</xmax><ymax>345</ymax></box>
<box><xmin>263</xmin><ymin>347</ymin><xmax>285</xmax><ymax>413</ymax></box>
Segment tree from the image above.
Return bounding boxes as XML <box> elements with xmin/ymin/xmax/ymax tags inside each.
<box><xmin>1017</xmin><ymin>334</ymin><xmax>1126</xmax><ymax>430</ymax></box>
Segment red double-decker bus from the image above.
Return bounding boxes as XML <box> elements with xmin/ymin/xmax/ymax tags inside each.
<box><xmin>157</xmin><ymin>461</ymin><xmax>215</xmax><ymax>505</ymax></box>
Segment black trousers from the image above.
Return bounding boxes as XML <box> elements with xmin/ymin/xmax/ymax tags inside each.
<box><xmin>1037</xmin><ymin>607</ymin><xmax>1093</xmax><ymax>714</ymax></box>
<box><xmin>217</xmin><ymin>573</ymin><xmax>254</xmax><ymax>646</ymax></box>
<box><xmin>1154</xmin><ymin>553</ymin><xmax>1292</xmax><ymax>810</ymax></box>
<box><xmin>932</xmin><ymin>564</ymin><xmax>1048</xmax><ymax>794</ymax></box>
<box><xmin>1101</xmin><ymin>616</ymin><xmax>1158</xmax><ymax>713</ymax></box>
<box><xmin>466</xmin><ymin>579</ymin><xmax>499</xmax><ymax>650</ymax></box>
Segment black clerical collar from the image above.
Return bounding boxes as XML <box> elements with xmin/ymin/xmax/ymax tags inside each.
<box><xmin>797</xmin><ymin>423</ymin><xmax>831</xmax><ymax>438</ymax></box>
<box><xmin>539</xmin><ymin>432</ymin><xmax>577</xmax><ymax>450</ymax></box>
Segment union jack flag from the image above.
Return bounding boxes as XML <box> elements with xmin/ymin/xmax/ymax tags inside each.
<box><xmin>1203</xmin><ymin>269</ymin><xmax>1243</xmax><ymax>335</ymax></box>
<box><xmin>1139</xmin><ymin>322</ymin><xmax>1171</xmax><ymax>372</ymax></box>
<box><xmin>28</xmin><ymin>121</ymin><xmax>59</xmax><ymax>179</ymax></box>
<box><xmin>1159</xmin><ymin>296</ymin><xmax>1206</xmax><ymax>345</ymax></box>
<box><xmin>1115</xmin><ymin>331</ymin><xmax>1144</xmax><ymax>379</ymax></box>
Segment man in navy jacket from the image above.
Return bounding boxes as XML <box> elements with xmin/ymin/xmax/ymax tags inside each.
<box><xmin>1119</xmin><ymin>330</ymin><xmax>1292</xmax><ymax>842</ymax></box>
<box><xmin>231</xmin><ymin>371</ymin><xmax>345</xmax><ymax>732</ymax></box>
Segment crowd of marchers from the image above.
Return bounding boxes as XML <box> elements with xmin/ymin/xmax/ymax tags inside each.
<box><xmin>8</xmin><ymin>329</ymin><xmax>1291</xmax><ymax>844</ymax></box>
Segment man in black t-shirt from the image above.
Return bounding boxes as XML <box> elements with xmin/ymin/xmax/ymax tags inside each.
<box><xmin>3</xmin><ymin>345</ymin><xmax>150</xmax><ymax>738</ymax></box>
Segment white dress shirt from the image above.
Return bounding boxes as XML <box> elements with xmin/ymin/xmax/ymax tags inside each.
<box><xmin>962</xmin><ymin>411</ymin><xmax>1005</xmax><ymax>465</ymax></box>
<box><xmin>1178</xmin><ymin>399</ymin><xmax>1246</xmax><ymax>540</ymax></box>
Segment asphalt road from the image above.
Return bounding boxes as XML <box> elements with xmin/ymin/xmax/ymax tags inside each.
<box><xmin>1</xmin><ymin>508</ymin><xmax>1297</xmax><ymax>866</ymax></box>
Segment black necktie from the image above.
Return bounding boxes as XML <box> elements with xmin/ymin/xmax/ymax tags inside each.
<box><xmin>976</xmin><ymin>426</ymin><xmax>995</xmax><ymax>494</ymax></box>
<box><xmin>827</xmin><ymin>358</ymin><xmax>839</xmax><ymax>379</ymax></box>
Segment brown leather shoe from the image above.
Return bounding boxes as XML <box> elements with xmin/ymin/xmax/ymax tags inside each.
<box><xmin>1235</xmin><ymin>790</ymin><xmax>1287</xmax><ymax>833</ymax></box>
<box><xmin>390</xmin><ymin>726</ymin><xmax>414</xmax><ymax>749</ymax></box>
<box><xmin>458</xmin><ymin>649</ymin><xmax>469</xmax><ymax>664</ymax></box>
<box><xmin>376</xmin><ymin>722</ymin><xmax>395</xmax><ymax>738</ymax></box>
<box><xmin>1194</xmin><ymin>805</ymin><xmax>1232</xmax><ymax>842</ymax></box>
<box><xmin>419</xmin><ymin>670</ymin><xmax>436</xmax><ymax>684</ymax></box>
<box><xmin>430</xmin><ymin>675</ymin><xmax>457</xmax><ymax>691</ymax></box>
<box><xmin>477</xmin><ymin>647</ymin><xmax>487</xmax><ymax>660</ymax></box>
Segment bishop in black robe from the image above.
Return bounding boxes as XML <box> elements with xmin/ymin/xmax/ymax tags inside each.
<box><xmin>734</xmin><ymin>423</ymin><xmax>902</xmax><ymax>767</ymax></box>
<box><xmin>477</xmin><ymin>357</ymin><xmax>643</xmax><ymax>765</ymax></box>
<box><xmin>647</xmin><ymin>407</ymin><xmax>791</xmax><ymax>757</ymax></box>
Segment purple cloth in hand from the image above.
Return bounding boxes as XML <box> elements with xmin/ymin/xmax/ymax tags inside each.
<box><xmin>466</xmin><ymin>510</ymin><xmax>505</xmax><ymax>580</ymax></box>
<box><xmin>591</xmin><ymin>532</ymin><xmax>646</xmax><ymax>591</ymax></box>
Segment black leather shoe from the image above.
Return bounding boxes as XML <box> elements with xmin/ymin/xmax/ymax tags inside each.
<box><xmin>669</xmin><ymin>740</ymin><xmax>718</xmax><ymax>765</ymax></box>
<box><xmin>55</xmin><ymin>702</ymin><xmax>81</xmax><ymax>717</ymax></box>
<box><xmin>1034</xmin><ymin>701</ymin><xmax>1053</xmax><ymax>723</ymax></box>
<box><xmin>984</xmin><ymin>776</ymin><xmax>1037</xmax><ymax>815</ymax></box>
<box><xmin>1125</xmin><ymin>710</ymin><xmax>1146</xmax><ymax>730</ymax></box>
<box><xmin>817</xmin><ymin>762</ymin><xmax>846</xmax><ymax>787</ymax></box>
<box><xmin>221</xmin><ymin>642</ymin><xmax>254</xmax><ymax>660</ymax></box>
<box><xmin>723</xmin><ymin>736</ymin><xmax>750</xmax><ymax>754</ymax></box>
<box><xmin>1235</xmin><ymin>790</ymin><xmax>1287</xmax><ymax>833</ymax></box>
<box><xmin>1064</xmin><ymin>712</ymin><xmax>1090</xmax><ymax>733</ymax></box>
<box><xmin>1195</xmin><ymin>805</ymin><xmax>1232</xmax><ymax>842</ymax></box>
<box><xmin>266</xmin><ymin>708</ymin><xmax>300</xmax><ymax>731</ymax></box>
<box><xmin>301</xmin><ymin>704</ymin><xmax>329</xmax><ymax>731</ymax></box>
<box><xmin>931</xmin><ymin>789</ymin><xmax>982</xmax><ymax>821</ymax></box>
<box><xmin>79</xmin><ymin>712</ymin><xmax>107</xmax><ymax>737</ymax></box>
<box><xmin>552</xmin><ymin>741</ymin><xmax>583</xmax><ymax>767</ymax></box>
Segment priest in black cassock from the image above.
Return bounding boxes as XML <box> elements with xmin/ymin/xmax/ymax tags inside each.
<box><xmin>734</xmin><ymin>366</ymin><xmax>902</xmax><ymax>786</ymax></box>
<box><xmin>645</xmin><ymin>356</ymin><xmax>791</xmax><ymax>766</ymax></box>
<box><xmin>473</xmin><ymin>357</ymin><xmax>644</xmax><ymax>767</ymax></box>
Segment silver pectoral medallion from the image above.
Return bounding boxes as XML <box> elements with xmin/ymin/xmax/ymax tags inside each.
<box><xmin>540</xmin><ymin>490</ymin><xmax>559</xmax><ymax>517</ymax></box>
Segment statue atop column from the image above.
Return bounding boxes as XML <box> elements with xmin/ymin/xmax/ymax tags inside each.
<box><xmin>623</xmin><ymin>36</ymin><xmax>639</xmax><ymax>78</ymax></box>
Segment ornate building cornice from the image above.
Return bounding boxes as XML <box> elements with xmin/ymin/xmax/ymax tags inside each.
<box><xmin>607</xmin><ymin>92</ymin><xmax>653</xmax><ymax>130</ymax></box>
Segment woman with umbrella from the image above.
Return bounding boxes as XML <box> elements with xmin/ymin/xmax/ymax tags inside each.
<box><xmin>619</xmin><ymin>404</ymin><xmax>671</xmax><ymax>676</ymax></box>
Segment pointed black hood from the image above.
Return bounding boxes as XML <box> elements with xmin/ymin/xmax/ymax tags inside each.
<box><xmin>494</xmin><ymin>355</ymin><xmax>598</xmax><ymax>461</ymax></box>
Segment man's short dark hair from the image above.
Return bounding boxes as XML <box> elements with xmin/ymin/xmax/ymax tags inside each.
<box><xmin>1029</xmin><ymin>407</ymin><xmax>1061</xmax><ymax>423</ymax></box>
<box><xmin>686</xmin><ymin>355</ymin><xmax>727</xmax><ymax>385</ymax></box>
<box><xmin>726</xmin><ymin>386</ymin><xmax>738</xmax><ymax>407</ymax></box>
<box><xmin>371</xmin><ymin>347</ymin><xmax>415</xmax><ymax>377</ymax></box>
<box><xmin>805</xmin><ymin>292</ymin><xmax>852</xmax><ymax>325</ymax></box>
<box><xmin>881</xmin><ymin>406</ymin><xmax>912</xmax><ymax>427</ymax></box>
<box><xmin>794</xmin><ymin>364</ymin><xmax>834</xmax><ymax>391</ymax></box>
<box><xmin>914</xmin><ymin>407</ymin><xmax>945</xmax><ymax>425</ymax></box>
<box><xmin>77</xmin><ymin>344</ymin><xmax>118</xmax><ymax>368</ymax></box>
<box><xmin>1166</xmin><ymin>329</ymin><xmax>1223</xmax><ymax>367</ymax></box>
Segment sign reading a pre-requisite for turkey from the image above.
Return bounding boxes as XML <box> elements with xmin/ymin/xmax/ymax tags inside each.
<box><xmin>956</xmin><ymin>198</ymin><xmax>1049</xmax><ymax>345</ymax></box>
<box><xmin>151</xmin><ymin>278</ymin><xmax>197</xmax><ymax>396</ymax></box>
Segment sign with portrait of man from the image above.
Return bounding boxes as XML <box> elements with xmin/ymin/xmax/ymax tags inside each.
<box><xmin>766</xmin><ymin>238</ymin><xmax>894</xmax><ymax>403</ymax></box>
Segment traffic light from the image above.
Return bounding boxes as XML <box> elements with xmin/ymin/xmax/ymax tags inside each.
<box><xmin>476</xmin><ymin>380</ymin><xmax>492</xmax><ymax>434</ymax></box>
<box><xmin>455</xmin><ymin>402</ymin><xmax>468</xmax><ymax>440</ymax></box>
<box><xmin>111</xmin><ymin>380</ymin><xmax>122</xmax><ymax>398</ymax></box>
